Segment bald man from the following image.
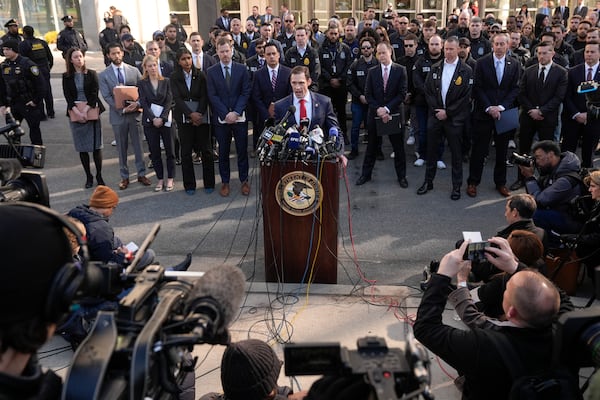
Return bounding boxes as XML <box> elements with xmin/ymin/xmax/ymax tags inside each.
<box><xmin>414</xmin><ymin>238</ymin><xmax>561</xmax><ymax>400</ymax></box>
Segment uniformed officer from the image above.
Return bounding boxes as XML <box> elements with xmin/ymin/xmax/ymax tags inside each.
<box><xmin>57</xmin><ymin>15</ymin><xmax>88</xmax><ymax>58</ymax></box>
<box><xmin>19</xmin><ymin>25</ymin><xmax>54</xmax><ymax>119</ymax></box>
<box><xmin>319</xmin><ymin>26</ymin><xmax>352</xmax><ymax>143</ymax></box>
<box><xmin>0</xmin><ymin>19</ymin><xmax>22</xmax><ymax>56</ymax></box>
<box><xmin>99</xmin><ymin>17</ymin><xmax>119</xmax><ymax>66</ymax></box>
<box><xmin>0</xmin><ymin>40</ymin><xmax>46</xmax><ymax>145</ymax></box>
<box><xmin>169</xmin><ymin>13</ymin><xmax>188</xmax><ymax>43</ymax></box>
<box><xmin>283</xmin><ymin>26</ymin><xmax>321</xmax><ymax>91</ymax></box>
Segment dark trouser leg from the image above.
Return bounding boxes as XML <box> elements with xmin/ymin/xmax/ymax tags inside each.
<box><xmin>13</xmin><ymin>102</ymin><xmax>43</xmax><ymax>145</ymax></box>
<box><xmin>171</xmin><ymin>124</ymin><xmax>180</xmax><ymax>161</ymax></box>
<box><xmin>159</xmin><ymin>125</ymin><xmax>175</xmax><ymax>179</ymax></box>
<box><xmin>232</xmin><ymin>122</ymin><xmax>249</xmax><ymax>182</ymax></box>
<box><xmin>493</xmin><ymin>129</ymin><xmax>510</xmax><ymax>187</ymax></box>
<box><xmin>389</xmin><ymin>129</ymin><xmax>406</xmax><ymax>179</ymax></box>
<box><xmin>331</xmin><ymin>87</ymin><xmax>348</xmax><ymax>134</ymax></box>
<box><xmin>446</xmin><ymin>124</ymin><xmax>464</xmax><ymax>187</ymax></box>
<box><xmin>350</xmin><ymin>102</ymin><xmax>365</xmax><ymax>153</ymax></box>
<box><xmin>468</xmin><ymin>118</ymin><xmax>493</xmax><ymax>186</ymax></box>
<box><xmin>178</xmin><ymin>124</ymin><xmax>197</xmax><ymax>190</ymax></box>
<box><xmin>360</xmin><ymin>117</ymin><xmax>378</xmax><ymax>178</ymax></box>
<box><xmin>582</xmin><ymin>121</ymin><xmax>600</xmax><ymax>168</ymax></box>
<box><xmin>517</xmin><ymin>114</ymin><xmax>535</xmax><ymax>181</ymax></box>
<box><xmin>424</xmin><ymin>117</ymin><xmax>442</xmax><ymax>183</ymax></box>
<box><xmin>146</xmin><ymin>125</ymin><xmax>164</xmax><ymax>180</ymax></box>
<box><xmin>214</xmin><ymin>124</ymin><xmax>232</xmax><ymax>183</ymax></box>
<box><xmin>41</xmin><ymin>67</ymin><xmax>54</xmax><ymax>117</ymax></box>
<box><xmin>198</xmin><ymin>124</ymin><xmax>215</xmax><ymax>188</ymax></box>
<box><xmin>416</xmin><ymin>106</ymin><xmax>428</xmax><ymax>158</ymax></box>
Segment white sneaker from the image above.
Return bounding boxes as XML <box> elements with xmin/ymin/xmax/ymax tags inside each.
<box><xmin>414</xmin><ymin>158</ymin><xmax>425</xmax><ymax>167</ymax></box>
<box><xmin>111</xmin><ymin>140</ymin><xmax>117</xmax><ymax>146</ymax></box>
<box><xmin>508</xmin><ymin>140</ymin><xmax>517</xmax><ymax>149</ymax></box>
<box><xmin>390</xmin><ymin>152</ymin><xmax>395</xmax><ymax>159</ymax></box>
<box><xmin>437</xmin><ymin>160</ymin><xmax>447</xmax><ymax>169</ymax></box>
<box><xmin>160</xmin><ymin>139</ymin><xmax>165</xmax><ymax>150</ymax></box>
<box><xmin>406</xmin><ymin>135</ymin><xmax>415</xmax><ymax>145</ymax></box>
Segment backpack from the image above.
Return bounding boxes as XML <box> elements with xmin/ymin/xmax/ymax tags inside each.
<box><xmin>485</xmin><ymin>331</ymin><xmax>582</xmax><ymax>400</ymax></box>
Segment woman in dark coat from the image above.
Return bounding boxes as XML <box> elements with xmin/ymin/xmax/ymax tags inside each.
<box><xmin>138</xmin><ymin>54</ymin><xmax>175</xmax><ymax>192</ymax></box>
<box><xmin>62</xmin><ymin>48</ymin><xmax>106</xmax><ymax>188</ymax></box>
<box><xmin>576</xmin><ymin>171</ymin><xmax>600</xmax><ymax>270</ymax></box>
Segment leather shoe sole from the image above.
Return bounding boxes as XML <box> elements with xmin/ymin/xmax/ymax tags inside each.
<box><xmin>496</xmin><ymin>185</ymin><xmax>511</xmax><ymax>197</ymax></box>
<box><xmin>119</xmin><ymin>178</ymin><xmax>129</xmax><ymax>190</ymax></box>
<box><xmin>417</xmin><ymin>182</ymin><xmax>433</xmax><ymax>195</ymax></box>
<box><xmin>466</xmin><ymin>184</ymin><xmax>477</xmax><ymax>197</ymax></box>
<box><xmin>398</xmin><ymin>178</ymin><xmax>408</xmax><ymax>188</ymax></box>
<box><xmin>356</xmin><ymin>175</ymin><xmax>371</xmax><ymax>186</ymax></box>
<box><xmin>137</xmin><ymin>176</ymin><xmax>152</xmax><ymax>186</ymax></box>
<box><xmin>220</xmin><ymin>183</ymin><xmax>230</xmax><ymax>197</ymax></box>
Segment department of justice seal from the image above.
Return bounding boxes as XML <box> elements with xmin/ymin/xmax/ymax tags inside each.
<box><xmin>275</xmin><ymin>171</ymin><xmax>323</xmax><ymax>216</ymax></box>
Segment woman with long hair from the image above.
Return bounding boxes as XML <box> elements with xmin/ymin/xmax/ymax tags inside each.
<box><xmin>138</xmin><ymin>55</ymin><xmax>175</xmax><ymax>192</ymax></box>
<box><xmin>574</xmin><ymin>171</ymin><xmax>600</xmax><ymax>271</ymax></box>
<box><xmin>62</xmin><ymin>48</ymin><xmax>105</xmax><ymax>188</ymax></box>
<box><xmin>521</xmin><ymin>21</ymin><xmax>536</xmax><ymax>49</ymax></box>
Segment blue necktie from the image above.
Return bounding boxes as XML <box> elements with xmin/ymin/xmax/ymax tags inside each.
<box><xmin>117</xmin><ymin>67</ymin><xmax>125</xmax><ymax>84</ymax></box>
<box><xmin>495</xmin><ymin>60</ymin><xmax>503</xmax><ymax>84</ymax></box>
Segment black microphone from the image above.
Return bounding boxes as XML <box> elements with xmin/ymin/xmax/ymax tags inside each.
<box><xmin>278</xmin><ymin>104</ymin><xmax>296</xmax><ymax>126</ymax></box>
<box><xmin>299</xmin><ymin>117</ymin><xmax>310</xmax><ymax>133</ymax></box>
<box><xmin>0</xmin><ymin>159</ymin><xmax>22</xmax><ymax>182</ymax></box>
<box><xmin>185</xmin><ymin>264</ymin><xmax>245</xmax><ymax>344</ymax></box>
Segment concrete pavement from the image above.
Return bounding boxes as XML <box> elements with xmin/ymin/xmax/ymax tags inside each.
<box><xmin>21</xmin><ymin>49</ymin><xmax>598</xmax><ymax>398</ymax></box>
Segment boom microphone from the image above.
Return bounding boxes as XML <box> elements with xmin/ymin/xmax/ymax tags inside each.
<box><xmin>185</xmin><ymin>264</ymin><xmax>246</xmax><ymax>343</ymax></box>
<box><xmin>278</xmin><ymin>104</ymin><xmax>296</xmax><ymax>126</ymax></box>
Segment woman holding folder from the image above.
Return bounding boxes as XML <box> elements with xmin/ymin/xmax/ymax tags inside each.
<box><xmin>138</xmin><ymin>55</ymin><xmax>175</xmax><ymax>192</ymax></box>
<box><xmin>63</xmin><ymin>48</ymin><xmax>106</xmax><ymax>188</ymax></box>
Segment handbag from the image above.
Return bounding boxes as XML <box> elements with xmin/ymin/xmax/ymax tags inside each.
<box><xmin>69</xmin><ymin>102</ymin><xmax>100</xmax><ymax>122</ymax></box>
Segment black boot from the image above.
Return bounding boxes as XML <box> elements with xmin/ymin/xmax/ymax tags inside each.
<box><xmin>85</xmin><ymin>174</ymin><xmax>93</xmax><ymax>189</ymax></box>
<box><xmin>169</xmin><ymin>253</ymin><xmax>192</xmax><ymax>272</ymax></box>
<box><xmin>96</xmin><ymin>175</ymin><xmax>105</xmax><ymax>186</ymax></box>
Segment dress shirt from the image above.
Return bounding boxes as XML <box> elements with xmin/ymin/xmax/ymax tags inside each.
<box><xmin>193</xmin><ymin>52</ymin><xmax>203</xmax><ymax>70</ymax></box>
<box><xmin>441</xmin><ymin>58</ymin><xmax>458</xmax><ymax>107</ymax></box>
<box><xmin>538</xmin><ymin>62</ymin><xmax>553</xmax><ymax>81</ymax></box>
<box><xmin>112</xmin><ymin>64</ymin><xmax>125</xmax><ymax>83</ymax></box>
<box><xmin>184</xmin><ymin>70</ymin><xmax>192</xmax><ymax>90</ymax></box>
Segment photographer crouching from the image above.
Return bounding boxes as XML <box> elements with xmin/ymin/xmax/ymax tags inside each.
<box><xmin>518</xmin><ymin>140</ymin><xmax>584</xmax><ymax>236</ymax></box>
<box><xmin>0</xmin><ymin>203</ymin><xmax>80</xmax><ymax>398</ymax></box>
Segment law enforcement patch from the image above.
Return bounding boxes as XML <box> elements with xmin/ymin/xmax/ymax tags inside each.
<box><xmin>455</xmin><ymin>76</ymin><xmax>462</xmax><ymax>85</ymax></box>
<box><xmin>30</xmin><ymin>66</ymin><xmax>40</xmax><ymax>76</ymax></box>
<box><xmin>303</xmin><ymin>57</ymin><xmax>310</xmax><ymax>65</ymax></box>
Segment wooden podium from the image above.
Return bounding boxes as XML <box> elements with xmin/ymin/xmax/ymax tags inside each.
<box><xmin>261</xmin><ymin>160</ymin><xmax>339</xmax><ymax>284</ymax></box>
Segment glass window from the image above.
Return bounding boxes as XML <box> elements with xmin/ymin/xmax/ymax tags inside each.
<box><xmin>220</xmin><ymin>0</ymin><xmax>241</xmax><ymax>19</ymax></box>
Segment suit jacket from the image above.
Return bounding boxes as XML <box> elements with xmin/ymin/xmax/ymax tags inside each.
<box><xmin>564</xmin><ymin>63</ymin><xmax>600</xmax><ymax>118</ymax></box>
<box><xmin>137</xmin><ymin>60</ymin><xmax>173</xmax><ymax>78</ymax></box>
<box><xmin>137</xmin><ymin>78</ymin><xmax>173</xmax><ymax>126</ymax></box>
<box><xmin>518</xmin><ymin>62</ymin><xmax>568</xmax><ymax>120</ymax></box>
<box><xmin>473</xmin><ymin>54</ymin><xmax>522</xmax><ymax>120</ymax></box>
<box><xmin>364</xmin><ymin>63</ymin><xmax>407</xmax><ymax>122</ymax></box>
<box><xmin>62</xmin><ymin>69</ymin><xmax>106</xmax><ymax>117</ymax></box>
<box><xmin>99</xmin><ymin>62</ymin><xmax>142</xmax><ymax>124</ymax></box>
<box><xmin>206</xmin><ymin>62</ymin><xmax>251</xmax><ymax>122</ymax></box>
<box><xmin>424</xmin><ymin>58</ymin><xmax>473</xmax><ymax>124</ymax></box>
<box><xmin>252</xmin><ymin>64</ymin><xmax>292</xmax><ymax>121</ymax></box>
<box><xmin>170</xmin><ymin>67</ymin><xmax>209</xmax><ymax>125</ymax></box>
<box><xmin>553</xmin><ymin>5</ymin><xmax>570</xmax><ymax>21</ymax></box>
<box><xmin>273</xmin><ymin>91</ymin><xmax>339</xmax><ymax>133</ymax></box>
<box><xmin>215</xmin><ymin>16</ymin><xmax>231</xmax><ymax>31</ymax></box>
<box><xmin>574</xmin><ymin>5</ymin><xmax>588</xmax><ymax>16</ymax></box>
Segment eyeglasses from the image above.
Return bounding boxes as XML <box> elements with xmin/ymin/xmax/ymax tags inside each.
<box><xmin>285</xmin><ymin>19</ymin><xmax>293</xmax><ymax>22</ymax></box>
<box><xmin>399</xmin><ymin>21</ymin><xmax>408</xmax><ymax>24</ymax></box>
<box><xmin>404</xmin><ymin>44</ymin><xmax>414</xmax><ymax>47</ymax></box>
<box><xmin>361</xmin><ymin>46</ymin><xmax>372</xmax><ymax>50</ymax></box>
<box><xmin>274</xmin><ymin>21</ymin><xmax>281</xmax><ymax>24</ymax></box>
<box><xmin>155</xmin><ymin>37</ymin><xmax>165</xmax><ymax>40</ymax></box>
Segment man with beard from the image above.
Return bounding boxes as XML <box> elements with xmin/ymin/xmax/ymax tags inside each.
<box><xmin>120</xmin><ymin>33</ymin><xmax>144</xmax><ymax>69</ymax></box>
<box><xmin>572</xmin><ymin>19</ymin><xmax>592</xmax><ymax>51</ymax></box>
<box><xmin>342</xmin><ymin>24</ymin><xmax>359</xmax><ymax>60</ymax></box>
<box><xmin>507</xmin><ymin>31</ymin><xmax>530</xmax><ymax>67</ymax></box>
<box><xmin>389</xmin><ymin>16</ymin><xmax>409</xmax><ymax>59</ymax></box>
<box><xmin>277</xmin><ymin>12</ymin><xmax>296</xmax><ymax>55</ymax></box>
<box><xmin>447</xmin><ymin>11</ymin><xmax>471</xmax><ymax>38</ymax></box>
<box><xmin>566</xmin><ymin>14</ymin><xmax>582</xmax><ymax>43</ymax></box>
<box><xmin>164</xmin><ymin>24</ymin><xmax>185</xmax><ymax>54</ymax></box>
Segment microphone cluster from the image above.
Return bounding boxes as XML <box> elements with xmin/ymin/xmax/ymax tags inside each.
<box><xmin>257</xmin><ymin>106</ymin><xmax>343</xmax><ymax>164</ymax></box>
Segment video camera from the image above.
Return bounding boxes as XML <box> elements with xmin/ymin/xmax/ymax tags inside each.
<box><xmin>577</xmin><ymin>80</ymin><xmax>600</xmax><ymax>120</ymax></box>
<box><xmin>284</xmin><ymin>335</ymin><xmax>433</xmax><ymax>400</ymax></box>
<box><xmin>62</xmin><ymin>224</ymin><xmax>246</xmax><ymax>400</ymax></box>
<box><xmin>509</xmin><ymin>152</ymin><xmax>535</xmax><ymax>168</ymax></box>
<box><xmin>0</xmin><ymin>158</ymin><xmax>50</xmax><ymax>206</ymax></box>
<box><xmin>0</xmin><ymin>111</ymin><xmax>45</xmax><ymax>168</ymax></box>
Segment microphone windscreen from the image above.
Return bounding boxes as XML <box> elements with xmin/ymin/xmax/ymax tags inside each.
<box><xmin>287</xmin><ymin>104</ymin><xmax>296</xmax><ymax>114</ymax></box>
<box><xmin>190</xmin><ymin>264</ymin><xmax>246</xmax><ymax>329</ymax></box>
<box><xmin>0</xmin><ymin>158</ymin><xmax>22</xmax><ymax>182</ymax></box>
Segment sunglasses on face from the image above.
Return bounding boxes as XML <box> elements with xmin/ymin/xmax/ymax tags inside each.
<box><xmin>404</xmin><ymin>44</ymin><xmax>414</xmax><ymax>47</ymax></box>
<box><xmin>361</xmin><ymin>46</ymin><xmax>372</xmax><ymax>49</ymax></box>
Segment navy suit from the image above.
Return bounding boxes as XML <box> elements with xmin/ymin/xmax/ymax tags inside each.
<box><xmin>252</xmin><ymin>64</ymin><xmax>292</xmax><ymax>144</ymax></box>
<box><xmin>561</xmin><ymin>64</ymin><xmax>600</xmax><ymax>167</ymax></box>
<box><xmin>206</xmin><ymin>62</ymin><xmax>251</xmax><ymax>183</ymax></box>
<box><xmin>361</xmin><ymin>63</ymin><xmax>408</xmax><ymax>182</ymax></box>
<box><xmin>468</xmin><ymin>54</ymin><xmax>522</xmax><ymax>187</ymax></box>
<box><xmin>273</xmin><ymin>91</ymin><xmax>339</xmax><ymax>133</ymax></box>
<box><xmin>215</xmin><ymin>16</ymin><xmax>231</xmax><ymax>31</ymax></box>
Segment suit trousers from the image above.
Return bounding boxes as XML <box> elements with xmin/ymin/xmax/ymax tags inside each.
<box><xmin>561</xmin><ymin>117</ymin><xmax>600</xmax><ymax>168</ymax></box>
<box><xmin>468</xmin><ymin>118</ymin><xmax>510</xmax><ymax>187</ymax></box>
<box><xmin>213</xmin><ymin>122</ymin><xmax>249</xmax><ymax>183</ymax></box>
<box><xmin>112</xmin><ymin>114</ymin><xmax>146</xmax><ymax>179</ymax></box>
<box><xmin>321</xmin><ymin>86</ymin><xmax>347</xmax><ymax>134</ymax></box>
<box><xmin>179</xmin><ymin>123</ymin><xmax>215</xmax><ymax>190</ymax></box>
<box><xmin>145</xmin><ymin>124</ymin><xmax>175</xmax><ymax>180</ymax></box>
<box><xmin>424</xmin><ymin>117</ymin><xmax>463</xmax><ymax>187</ymax></box>
<box><xmin>40</xmin><ymin>66</ymin><xmax>54</xmax><ymax>117</ymax></box>
<box><xmin>416</xmin><ymin>105</ymin><xmax>443</xmax><ymax>160</ymax></box>
<box><xmin>361</xmin><ymin>117</ymin><xmax>406</xmax><ymax>179</ymax></box>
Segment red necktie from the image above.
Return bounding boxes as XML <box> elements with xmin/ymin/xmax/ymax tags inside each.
<box><xmin>300</xmin><ymin>99</ymin><xmax>307</xmax><ymax>120</ymax></box>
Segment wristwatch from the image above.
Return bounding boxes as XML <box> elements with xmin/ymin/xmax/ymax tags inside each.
<box><xmin>457</xmin><ymin>281</ymin><xmax>468</xmax><ymax>288</ymax></box>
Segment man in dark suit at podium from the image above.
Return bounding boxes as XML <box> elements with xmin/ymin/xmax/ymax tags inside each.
<box><xmin>252</xmin><ymin>42</ymin><xmax>292</xmax><ymax>149</ymax></box>
<box><xmin>356</xmin><ymin>41</ymin><xmax>409</xmax><ymax>188</ymax></box>
<box><xmin>273</xmin><ymin>66</ymin><xmax>338</xmax><ymax>133</ymax></box>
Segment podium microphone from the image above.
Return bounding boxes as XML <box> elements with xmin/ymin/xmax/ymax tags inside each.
<box><xmin>299</xmin><ymin>117</ymin><xmax>310</xmax><ymax>133</ymax></box>
<box><xmin>278</xmin><ymin>105</ymin><xmax>296</xmax><ymax>126</ymax></box>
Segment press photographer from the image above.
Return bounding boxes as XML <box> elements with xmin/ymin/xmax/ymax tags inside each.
<box><xmin>0</xmin><ymin>203</ymin><xmax>81</xmax><ymax>399</ymax></box>
<box><xmin>519</xmin><ymin>140</ymin><xmax>584</xmax><ymax>236</ymax></box>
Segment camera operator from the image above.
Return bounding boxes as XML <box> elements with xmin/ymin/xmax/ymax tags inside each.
<box><xmin>199</xmin><ymin>339</ymin><xmax>307</xmax><ymax>400</ymax></box>
<box><xmin>519</xmin><ymin>140</ymin><xmax>584</xmax><ymax>236</ymax></box>
<box><xmin>569</xmin><ymin>170</ymin><xmax>600</xmax><ymax>274</ymax></box>
<box><xmin>0</xmin><ymin>204</ymin><xmax>76</xmax><ymax>398</ymax></box>
<box><xmin>414</xmin><ymin>240</ymin><xmax>560</xmax><ymax>400</ymax></box>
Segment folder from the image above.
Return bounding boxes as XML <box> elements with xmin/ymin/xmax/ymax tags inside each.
<box><xmin>150</xmin><ymin>103</ymin><xmax>172</xmax><ymax>127</ymax></box>
<box><xmin>183</xmin><ymin>101</ymin><xmax>208</xmax><ymax>124</ymax></box>
<box><xmin>375</xmin><ymin>113</ymin><xmax>402</xmax><ymax>136</ymax></box>
<box><xmin>494</xmin><ymin>107</ymin><xmax>519</xmax><ymax>134</ymax></box>
<box><xmin>113</xmin><ymin>86</ymin><xmax>139</xmax><ymax>109</ymax></box>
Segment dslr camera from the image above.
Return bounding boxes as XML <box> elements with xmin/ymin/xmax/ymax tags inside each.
<box><xmin>510</xmin><ymin>152</ymin><xmax>535</xmax><ymax>167</ymax></box>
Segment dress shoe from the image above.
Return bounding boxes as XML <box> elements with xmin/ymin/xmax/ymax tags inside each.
<box><xmin>466</xmin><ymin>184</ymin><xmax>477</xmax><ymax>197</ymax></box>
<box><xmin>451</xmin><ymin>186</ymin><xmax>461</xmax><ymax>200</ymax></box>
<box><xmin>119</xmin><ymin>178</ymin><xmax>129</xmax><ymax>190</ymax></box>
<box><xmin>398</xmin><ymin>177</ymin><xmax>408</xmax><ymax>188</ymax></box>
<box><xmin>220</xmin><ymin>183</ymin><xmax>230</xmax><ymax>197</ymax></box>
<box><xmin>355</xmin><ymin>175</ymin><xmax>371</xmax><ymax>186</ymax></box>
<box><xmin>185</xmin><ymin>189</ymin><xmax>196</xmax><ymax>195</ymax></box>
<box><xmin>347</xmin><ymin>150</ymin><xmax>359</xmax><ymax>160</ymax></box>
<box><xmin>137</xmin><ymin>176</ymin><xmax>152</xmax><ymax>186</ymax></box>
<box><xmin>241</xmin><ymin>181</ymin><xmax>251</xmax><ymax>196</ymax></box>
<box><xmin>417</xmin><ymin>181</ymin><xmax>433</xmax><ymax>195</ymax></box>
<box><xmin>85</xmin><ymin>175</ymin><xmax>93</xmax><ymax>189</ymax></box>
<box><xmin>376</xmin><ymin>151</ymin><xmax>384</xmax><ymax>161</ymax></box>
<box><xmin>48</xmin><ymin>114</ymin><xmax>55</xmax><ymax>119</ymax></box>
<box><xmin>204</xmin><ymin>187</ymin><xmax>214</xmax><ymax>194</ymax></box>
<box><xmin>509</xmin><ymin>180</ymin><xmax>525</xmax><ymax>191</ymax></box>
<box><xmin>96</xmin><ymin>175</ymin><xmax>105</xmax><ymax>186</ymax></box>
<box><xmin>169</xmin><ymin>253</ymin><xmax>192</xmax><ymax>272</ymax></box>
<box><xmin>496</xmin><ymin>185</ymin><xmax>511</xmax><ymax>197</ymax></box>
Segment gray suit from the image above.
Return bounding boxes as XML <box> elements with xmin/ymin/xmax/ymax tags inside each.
<box><xmin>99</xmin><ymin>63</ymin><xmax>146</xmax><ymax>180</ymax></box>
